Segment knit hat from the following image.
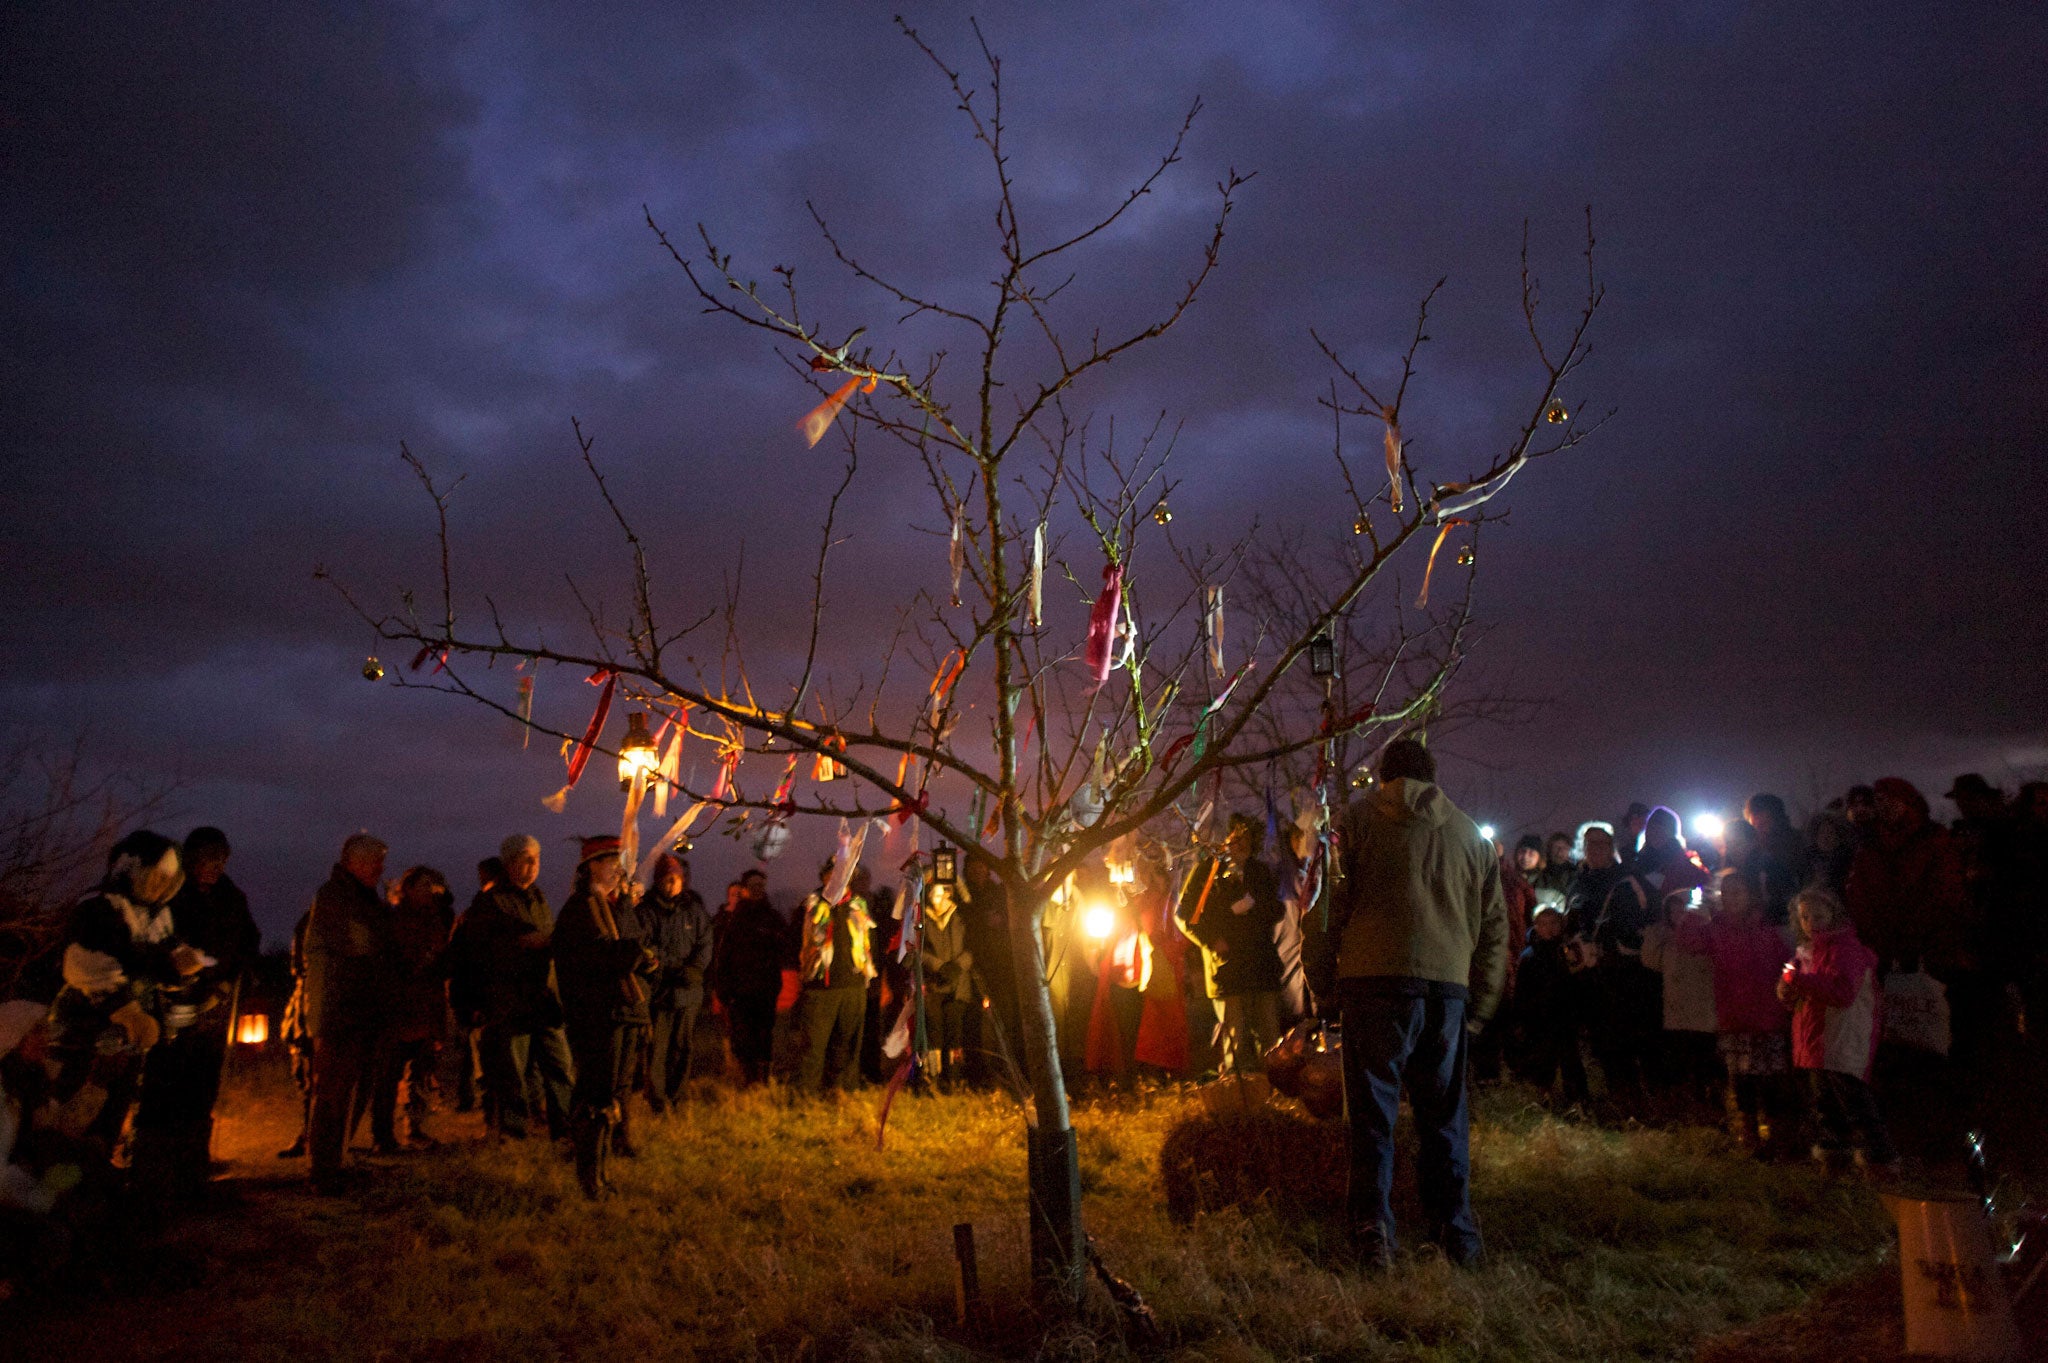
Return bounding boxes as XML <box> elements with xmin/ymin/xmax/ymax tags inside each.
<box><xmin>577</xmin><ymin>834</ymin><xmax>623</xmax><ymax>868</ymax></box>
<box><xmin>1515</xmin><ymin>833</ymin><xmax>1543</xmax><ymax>855</ymax></box>
<box><xmin>650</xmin><ymin>852</ymin><xmax>685</xmax><ymax>883</ymax></box>
<box><xmin>184</xmin><ymin>826</ymin><xmax>231</xmax><ymax>860</ymax></box>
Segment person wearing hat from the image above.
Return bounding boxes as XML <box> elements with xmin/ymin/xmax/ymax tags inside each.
<box><xmin>130</xmin><ymin>826</ymin><xmax>261</xmax><ymax>1197</ymax></box>
<box><xmin>627</xmin><ymin>854</ymin><xmax>713</xmax><ymax>1113</ymax></box>
<box><xmin>1174</xmin><ymin>813</ymin><xmax>1287</xmax><ymax>1078</ymax></box>
<box><xmin>552</xmin><ymin>835</ymin><xmax>658</xmax><ymax>1197</ymax></box>
<box><xmin>46</xmin><ymin>830</ymin><xmax>208</xmax><ymax>1160</ymax></box>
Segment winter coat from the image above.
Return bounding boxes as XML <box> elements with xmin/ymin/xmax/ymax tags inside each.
<box><xmin>711</xmin><ymin>899</ymin><xmax>792</xmax><ymax>1003</ymax></box>
<box><xmin>1176</xmin><ymin>854</ymin><xmax>1286</xmax><ymax>998</ymax></box>
<box><xmin>446</xmin><ymin>884</ymin><xmax>562</xmax><ymax>1031</ymax></box>
<box><xmin>1513</xmin><ymin>936</ymin><xmax>1577</xmax><ymax>1030</ymax></box>
<box><xmin>1314</xmin><ymin>778</ymin><xmax>1509</xmax><ymax>1022</ymax></box>
<box><xmin>1740</xmin><ymin>829</ymin><xmax>1807</xmax><ymax>926</ymax></box>
<box><xmin>385</xmin><ymin>893</ymin><xmax>453</xmax><ymax>1043</ymax></box>
<box><xmin>919</xmin><ymin>900</ymin><xmax>978</xmax><ymax>1004</ymax></box>
<box><xmin>1497</xmin><ymin>857</ymin><xmax>1534</xmax><ymax>998</ymax></box>
<box><xmin>302</xmin><ymin>867</ymin><xmax>394</xmax><ymax>1039</ymax></box>
<box><xmin>625</xmin><ymin>889</ymin><xmax>713</xmax><ymax>1010</ymax></box>
<box><xmin>797</xmin><ymin>893</ymin><xmax>876</xmax><ymax>987</ymax></box>
<box><xmin>1845</xmin><ymin>795</ymin><xmax>1969</xmax><ymax>973</ymax></box>
<box><xmin>553</xmin><ymin>889</ymin><xmax>654</xmax><ymax>1031</ymax></box>
<box><xmin>60</xmin><ymin>891</ymin><xmax>183</xmax><ymax>1010</ymax></box>
<box><xmin>1563</xmin><ymin>863</ymin><xmax>1627</xmax><ymax>943</ymax></box>
<box><xmin>1593</xmin><ymin>845</ymin><xmax>1708</xmax><ymax>959</ymax></box>
<box><xmin>1785</xmin><ymin>923</ymin><xmax>1881</xmax><ymax>1079</ymax></box>
<box><xmin>1672</xmin><ymin>912</ymin><xmax>1793</xmax><ymax>1035</ymax></box>
<box><xmin>1532</xmin><ymin>862</ymin><xmax>1576</xmax><ymax>900</ymax></box>
<box><xmin>163</xmin><ymin>874</ymin><xmax>261</xmax><ymax>1020</ymax></box>
<box><xmin>1641</xmin><ymin>920</ymin><xmax>1717</xmax><ymax>1033</ymax></box>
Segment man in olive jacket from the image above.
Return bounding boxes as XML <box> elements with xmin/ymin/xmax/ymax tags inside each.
<box><xmin>445</xmin><ymin>834</ymin><xmax>574</xmax><ymax>1140</ymax></box>
<box><xmin>1307</xmin><ymin>738</ymin><xmax>1508</xmax><ymax>1267</ymax></box>
<box><xmin>303</xmin><ymin>832</ymin><xmax>394</xmax><ymax>1192</ymax></box>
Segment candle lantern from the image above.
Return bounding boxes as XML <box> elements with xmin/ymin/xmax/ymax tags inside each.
<box><xmin>235</xmin><ymin>1012</ymin><xmax>270</xmax><ymax>1046</ymax></box>
<box><xmin>1308</xmin><ymin>631</ymin><xmax>1338</xmax><ymax>680</ymax></box>
<box><xmin>617</xmin><ymin>711</ymin><xmax>659</xmax><ymax>788</ymax></box>
<box><xmin>932</xmin><ymin>846</ymin><xmax>958</xmax><ymax>886</ymax></box>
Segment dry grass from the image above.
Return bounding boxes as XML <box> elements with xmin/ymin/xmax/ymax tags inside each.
<box><xmin>3</xmin><ymin>1055</ymin><xmax>1897</xmax><ymax>1362</ymax></box>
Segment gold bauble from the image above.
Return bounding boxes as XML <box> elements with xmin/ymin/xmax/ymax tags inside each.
<box><xmin>1545</xmin><ymin>400</ymin><xmax>1569</xmax><ymax>424</ymax></box>
<box><xmin>1456</xmin><ymin>545</ymin><xmax>1476</xmax><ymax>567</ymax></box>
<box><xmin>1152</xmin><ymin>503</ymin><xmax>1173</xmax><ymax>525</ymax></box>
<box><xmin>362</xmin><ymin>656</ymin><xmax>385</xmax><ymax>682</ymax></box>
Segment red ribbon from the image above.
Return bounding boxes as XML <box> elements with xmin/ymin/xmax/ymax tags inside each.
<box><xmin>560</xmin><ymin>669</ymin><xmax>617</xmax><ymax>791</ymax></box>
<box><xmin>1083</xmin><ymin>562</ymin><xmax>1124</xmax><ymax>689</ymax></box>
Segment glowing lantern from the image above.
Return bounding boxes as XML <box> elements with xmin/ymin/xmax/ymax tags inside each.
<box><xmin>235</xmin><ymin>1012</ymin><xmax>269</xmax><ymax>1046</ymax></box>
<box><xmin>1082</xmin><ymin>902</ymin><xmax>1117</xmax><ymax>941</ymax></box>
<box><xmin>617</xmin><ymin>711</ymin><xmax>659</xmax><ymax>787</ymax></box>
<box><xmin>932</xmin><ymin>846</ymin><xmax>958</xmax><ymax>886</ymax></box>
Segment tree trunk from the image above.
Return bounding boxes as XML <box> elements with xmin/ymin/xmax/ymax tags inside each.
<box><xmin>1008</xmin><ymin>890</ymin><xmax>1086</xmax><ymax>1311</ymax></box>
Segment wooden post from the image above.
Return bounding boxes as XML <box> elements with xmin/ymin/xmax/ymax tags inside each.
<box><xmin>952</xmin><ymin>1222</ymin><xmax>981</xmax><ymax>1329</ymax></box>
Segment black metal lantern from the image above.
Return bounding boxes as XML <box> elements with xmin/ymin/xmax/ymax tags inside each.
<box><xmin>1308</xmin><ymin>631</ymin><xmax>1337</xmax><ymax>679</ymax></box>
<box><xmin>617</xmin><ymin>710</ymin><xmax>659</xmax><ymax>788</ymax></box>
<box><xmin>932</xmin><ymin>846</ymin><xmax>958</xmax><ymax>886</ymax></box>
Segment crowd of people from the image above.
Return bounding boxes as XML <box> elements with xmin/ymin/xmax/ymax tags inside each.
<box><xmin>1</xmin><ymin>761</ymin><xmax>2042</xmax><ymax>1270</ymax></box>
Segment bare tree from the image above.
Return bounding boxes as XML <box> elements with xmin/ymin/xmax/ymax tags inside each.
<box><xmin>328</xmin><ymin>19</ymin><xmax>1604</xmax><ymax>1310</ymax></box>
<box><xmin>0</xmin><ymin>732</ymin><xmax>175</xmax><ymax>995</ymax></box>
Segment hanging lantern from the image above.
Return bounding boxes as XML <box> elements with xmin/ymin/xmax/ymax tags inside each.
<box><xmin>235</xmin><ymin>1012</ymin><xmax>269</xmax><ymax>1046</ymax></box>
<box><xmin>1308</xmin><ymin>631</ymin><xmax>1337</xmax><ymax>680</ymax></box>
<box><xmin>617</xmin><ymin>711</ymin><xmax>659</xmax><ymax>788</ymax></box>
<box><xmin>1545</xmin><ymin>400</ymin><xmax>1569</xmax><ymax>425</ymax></box>
<box><xmin>1456</xmin><ymin>545</ymin><xmax>1476</xmax><ymax>567</ymax></box>
<box><xmin>1151</xmin><ymin>502</ymin><xmax>1173</xmax><ymax>526</ymax></box>
<box><xmin>362</xmin><ymin>656</ymin><xmax>385</xmax><ymax>682</ymax></box>
<box><xmin>932</xmin><ymin>846</ymin><xmax>958</xmax><ymax>886</ymax></box>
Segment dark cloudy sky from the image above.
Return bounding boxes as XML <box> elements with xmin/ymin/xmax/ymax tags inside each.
<box><xmin>4</xmin><ymin>2</ymin><xmax>2043</xmax><ymax>943</ymax></box>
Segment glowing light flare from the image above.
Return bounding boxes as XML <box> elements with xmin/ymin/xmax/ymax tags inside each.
<box><xmin>235</xmin><ymin>1012</ymin><xmax>269</xmax><ymax>1046</ymax></box>
<box><xmin>1478</xmin><ymin>824</ymin><xmax>1497</xmax><ymax>843</ymax></box>
<box><xmin>1082</xmin><ymin>902</ymin><xmax>1117</xmax><ymax>941</ymax></box>
<box><xmin>617</xmin><ymin>711</ymin><xmax>660</xmax><ymax>785</ymax></box>
<box><xmin>1692</xmin><ymin>812</ymin><xmax>1726</xmax><ymax>843</ymax></box>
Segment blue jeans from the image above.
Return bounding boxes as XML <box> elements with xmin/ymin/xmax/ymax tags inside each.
<box><xmin>1337</xmin><ymin>979</ymin><xmax>1480</xmax><ymax>1261</ymax></box>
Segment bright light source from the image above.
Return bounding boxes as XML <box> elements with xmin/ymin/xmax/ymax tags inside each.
<box><xmin>1478</xmin><ymin>824</ymin><xmax>1497</xmax><ymax>843</ymax></box>
<box><xmin>1083</xmin><ymin>902</ymin><xmax>1117</xmax><ymax>940</ymax></box>
<box><xmin>1692</xmin><ymin>812</ymin><xmax>1725</xmax><ymax>842</ymax></box>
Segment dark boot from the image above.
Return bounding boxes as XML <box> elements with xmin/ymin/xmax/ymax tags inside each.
<box><xmin>613</xmin><ymin>1105</ymin><xmax>639</xmax><ymax>1160</ymax></box>
<box><xmin>571</xmin><ymin>1109</ymin><xmax>605</xmax><ymax>1200</ymax></box>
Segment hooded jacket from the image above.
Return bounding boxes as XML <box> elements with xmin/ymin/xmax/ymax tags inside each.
<box><xmin>1317</xmin><ymin>778</ymin><xmax>1509</xmax><ymax>1022</ymax></box>
<box><xmin>1845</xmin><ymin>778</ymin><xmax>1969</xmax><ymax>973</ymax></box>
<box><xmin>1785</xmin><ymin>922</ymin><xmax>1881</xmax><ymax>1079</ymax></box>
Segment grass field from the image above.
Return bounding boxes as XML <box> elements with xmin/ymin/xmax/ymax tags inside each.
<box><xmin>2</xmin><ymin>1049</ymin><xmax>1928</xmax><ymax>1363</ymax></box>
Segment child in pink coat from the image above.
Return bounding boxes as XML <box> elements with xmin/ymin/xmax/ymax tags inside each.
<box><xmin>1778</xmin><ymin>888</ymin><xmax>1898</xmax><ymax>1174</ymax></box>
<box><xmin>1674</xmin><ymin>867</ymin><xmax>1795</xmax><ymax>1153</ymax></box>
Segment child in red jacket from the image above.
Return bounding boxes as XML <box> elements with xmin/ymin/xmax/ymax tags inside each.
<box><xmin>1778</xmin><ymin>888</ymin><xmax>1898</xmax><ymax>1175</ymax></box>
<box><xmin>1674</xmin><ymin>868</ymin><xmax>1796</xmax><ymax>1154</ymax></box>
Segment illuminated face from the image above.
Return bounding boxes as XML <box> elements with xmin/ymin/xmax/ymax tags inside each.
<box><xmin>658</xmin><ymin>870</ymin><xmax>683</xmax><ymax>899</ymax></box>
<box><xmin>1517</xmin><ymin>847</ymin><xmax>1543</xmax><ymax>873</ymax></box>
<box><xmin>587</xmin><ymin>857</ymin><xmax>623</xmax><ymax>896</ymax></box>
<box><xmin>344</xmin><ymin>846</ymin><xmax>387</xmax><ymax>889</ymax></box>
<box><xmin>506</xmin><ymin>848</ymin><xmax>540</xmax><ymax>890</ymax></box>
<box><xmin>1582</xmin><ymin>829</ymin><xmax>1616</xmax><ymax>869</ymax></box>
<box><xmin>1547</xmin><ymin>837</ymin><xmax>1572</xmax><ymax>866</ymax></box>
